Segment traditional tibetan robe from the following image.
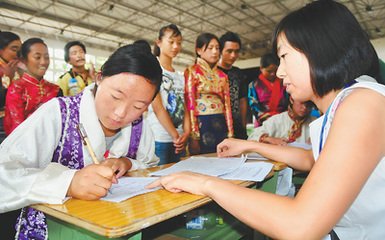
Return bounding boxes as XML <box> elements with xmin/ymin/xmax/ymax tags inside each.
<box><xmin>4</xmin><ymin>73</ymin><xmax>60</xmax><ymax>135</ymax></box>
<box><xmin>184</xmin><ymin>58</ymin><xmax>233</xmax><ymax>153</ymax></box>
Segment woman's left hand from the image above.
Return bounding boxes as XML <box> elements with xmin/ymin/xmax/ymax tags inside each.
<box><xmin>102</xmin><ymin>157</ymin><xmax>132</xmax><ymax>178</ymax></box>
<box><xmin>146</xmin><ymin>171</ymin><xmax>216</xmax><ymax>196</ymax></box>
<box><xmin>217</xmin><ymin>138</ymin><xmax>249</xmax><ymax>157</ymax></box>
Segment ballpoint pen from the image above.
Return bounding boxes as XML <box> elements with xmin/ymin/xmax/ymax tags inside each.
<box><xmin>77</xmin><ymin>123</ymin><xmax>114</xmax><ymax>194</ymax></box>
<box><xmin>77</xmin><ymin>123</ymin><xmax>100</xmax><ymax>165</ymax></box>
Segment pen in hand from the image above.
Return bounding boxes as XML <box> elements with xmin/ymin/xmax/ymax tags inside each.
<box><xmin>77</xmin><ymin>123</ymin><xmax>100</xmax><ymax>165</ymax></box>
<box><xmin>77</xmin><ymin>123</ymin><xmax>115</xmax><ymax>194</ymax></box>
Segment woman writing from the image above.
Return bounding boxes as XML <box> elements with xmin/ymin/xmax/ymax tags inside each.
<box><xmin>0</xmin><ymin>43</ymin><xmax>161</xmax><ymax>239</ymax></box>
<box><xmin>149</xmin><ymin>1</ymin><xmax>385</xmax><ymax>239</ymax></box>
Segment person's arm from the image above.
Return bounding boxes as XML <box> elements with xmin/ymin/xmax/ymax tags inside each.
<box><xmin>150</xmin><ymin>88</ymin><xmax>385</xmax><ymax>239</ymax></box>
<box><xmin>184</xmin><ymin>67</ymin><xmax>200</xmax><ymax>139</ymax></box>
<box><xmin>249</xmin><ymin>113</ymin><xmax>292</xmax><ymax>145</ymax></box>
<box><xmin>174</xmin><ymin>103</ymin><xmax>191</xmax><ymax>153</ymax></box>
<box><xmin>0</xmin><ymin>99</ymin><xmax>73</xmax><ymax>212</ymax></box>
<box><xmin>222</xmin><ymin>76</ymin><xmax>234</xmax><ymax>137</ymax></box>
<box><xmin>0</xmin><ymin>59</ymin><xmax>19</xmax><ymax>80</ymax></box>
<box><xmin>218</xmin><ymin>138</ymin><xmax>314</xmax><ymax>171</ymax></box>
<box><xmin>239</xmin><ymin>73</ymin><xmax>249</xmax><ymax>129</ymax></box>
<box><xmin>184</xmin><ymin>67</ymin><xmax>200</xmax><ymax>154</ymax></box>
<box><xmin>151</xmin><ymin>93</ymin><xmax>179</xmax><ymax>140</ymax></box>
<box><xmin>248</xmin><ymin>114</ymin><xmax>281</xmax><ymax>141</ymax></box>
<box><xmin>239</xmin><ymin>97</ymin><xmax>248</xmax><ymax>128</ymax></box>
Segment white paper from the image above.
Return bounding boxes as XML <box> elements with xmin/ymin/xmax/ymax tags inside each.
<box><xmin>150</xmin><ymin>156</ymin><xmax>247</xmax><ymax>177</ymax></box>
<box><xmin>101</xmin><ymin>177</ymin><xmax>160</xmax><ymax>203</ymax></box>
<box><xmin>275</xmin><ymin>167</ymin><xmax>295</xmax><ymax>197</ymax></box>
<box><xmin>220</xmin><ymin>161</ymin><xmax>274</xmax><ymax>182</ymax></box>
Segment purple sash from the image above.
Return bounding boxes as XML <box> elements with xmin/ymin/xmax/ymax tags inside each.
<box><xmin>15</xmin><ymin>93</ymin><xmax>143</xmax><ymax>239</ymax></box>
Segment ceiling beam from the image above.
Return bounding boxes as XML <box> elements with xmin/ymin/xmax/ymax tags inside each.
<box><xmin>0</xmin><ymin>22</ymin><xmax>115</xmax><ymax>52</ymax></box>
<box><xmin>56</xmin><ymin>0</ymin><xmax>196</xmax><ymax>56</ymax></box>
<box><xmin>0</xmin><ymin>1</ymin><xmax>138</xmax><ymax>43</ymax></box>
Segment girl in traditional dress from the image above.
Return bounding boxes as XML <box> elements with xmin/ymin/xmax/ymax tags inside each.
<box><xmin>0</xmin><ymin>43</ymin><xmax>162</xmax><ymax>239</ymax></box>
<box><xmin>4</xmin><ymin>38</ymin><xmax>61</xmax><ymax>135</ymax></box>
<box><xmin>184</xmin><ymin>33</ymin><xmax>233</xmax><ymax>154</ymax></box>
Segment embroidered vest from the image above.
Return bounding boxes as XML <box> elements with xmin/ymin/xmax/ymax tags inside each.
<box><xmin>15</xmin><ymin>93</ymin><xmax>143</xmax><ymax>240</ymax></box>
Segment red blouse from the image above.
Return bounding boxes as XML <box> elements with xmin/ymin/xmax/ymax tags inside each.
<box><xmin>4</xmin><ymin>73</ymin><xmax>60</xmax><ymax>135</ymax></box>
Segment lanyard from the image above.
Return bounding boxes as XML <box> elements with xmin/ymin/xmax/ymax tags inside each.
<box><xmin>318</xmin><ymin>105</ymin><xmax>331</xmax><ymax>154</ymax></box>
<box><xmin>318</xmin><ymin>80</ymin><xmax>357</xmax><ymax>154</ymax></box>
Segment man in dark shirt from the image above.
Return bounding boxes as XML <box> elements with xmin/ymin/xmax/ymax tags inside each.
<box><xmin>218</xmin><ymin>32</ymin><xmax>248</xmax><ymax>139</ymax></box>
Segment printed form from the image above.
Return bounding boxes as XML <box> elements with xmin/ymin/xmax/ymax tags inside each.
<box><xmin>102</xmin><ymin>156</ymin><xmax>274</xmax><ymax>203</ymax></box>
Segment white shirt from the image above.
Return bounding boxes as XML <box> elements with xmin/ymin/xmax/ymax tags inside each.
<box><xmin>310</xmin><ymin>77</ymin><xmax>385</xmax><ymax>240</ymax></box>
<box><xmin>0</xmin><ymin>87</ymin><xmax>158</xmax><ymax>213</ymax></box>
<box><xmin>148</xmin><ymin>68</ymin><xmax>185</xmax><ymax>142</ymax></box>
<box><xmin>248</xmin><ymin>111</ymin><xmax>313</xmax><ymax>144</ymax></box>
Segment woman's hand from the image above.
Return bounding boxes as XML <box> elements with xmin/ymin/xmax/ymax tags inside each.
<box><xmin>146</xmin><ymin>171</ymin><xmax>217</xmax><ymax>196</ymax></box>
<box><xmin>102</xmin><ymin>157</ymin><xmax>132</xmax><ymax>178</ymax></box>
<box><xmin>217</xmin><ymin>138</ymin><xmax>250</xmax><ymax>157</ymax></box>
<box><xmin>0</xmin><ymin>59</ymin><xmax>19</xmax><ymax>80</ymax></box>
<box><xmin>67</xmin><ymin>164</ymin><xmax>114</xmax><ymax>200</ymax></box>
<box><xmin>173</xmin><ymin>132</ymin><xmax>189</xmax><ymax>154</ymax></box>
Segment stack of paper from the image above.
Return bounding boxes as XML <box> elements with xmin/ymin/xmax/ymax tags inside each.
<box><xmin>102</xmin><ymin>156</ymin><xmax>274</xmax><ymax>203</ymax></box>
<box><xmin>150</xmin><ymin>156</ymin><xmax>247</xmax><ymax>177</ymax></box>
<box><xmin>101</xmin><ymin>177</ymin><xmax>160</xmax><ymax>203</ymax></box>
<box><xmin>150</xmin><ymin>156</ymin><xmax>273</xmax><ymax>182</ymax></box>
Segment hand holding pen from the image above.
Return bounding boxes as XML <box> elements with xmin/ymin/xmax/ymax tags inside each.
<box><xmin>77</xmin><ymin>123</ymin><xmax>100</xmax><ymax>165</ymax></box>
<box><xmin>66</xmin><ymin>123</ymin><xmax>116</xmax><ymax>199</ymax></box>
<box><xmin>77</xmin><ymin>123</ymin><xmax>131</xmax><ymax>179</ymax></box>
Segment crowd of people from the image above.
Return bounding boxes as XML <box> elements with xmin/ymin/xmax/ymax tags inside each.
<box><xmin>1</xmin><ymin>0</ymin><xmax>385</xmax><ymax>239</ymax></box>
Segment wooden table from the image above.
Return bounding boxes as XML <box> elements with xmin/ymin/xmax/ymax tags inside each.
<box><xmin>32</xmin><ymin>158</ymin><xmax>287</xmax><ymax>239</ymax></box>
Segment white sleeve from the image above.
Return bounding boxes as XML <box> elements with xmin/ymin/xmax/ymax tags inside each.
<box><xmin>0</xmin><ymin>99</ymin><xmax>76</xmax><ymax>213</ymax></box>
<box><xmin>129</xmin><ymin>119</ymin><xmax>159</xmax><ymax>170</ymax></box>
<box><xmin>248</xmin><ymin>114</ymin><xmax>283</xmax><ymax>141</ymax></box>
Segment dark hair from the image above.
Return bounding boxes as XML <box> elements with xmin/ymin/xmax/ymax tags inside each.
<box><xmin>195</xmin><ymin>33</ymin><xmax>219</xmax><ymax>57</ymax></box>
<box><xmin>64</xmin><ymin>41</ymin><xmax>86</xmax><ymax>62</ymax></box>
<box><xmin>260</xmin><ymin>52</ymin><xmax>279</xmax><ymax>68</ymax></box>
<box><xmin>219</xmin><ymin>31</ymin><xmax>242</xmax><ymax>52</ymax></box>
<box><xmin>19</xmin><ymin>38</ymin><xmax>47</xmax><ymax>60</ymax></box>
<box><xmin>133</xmin><ymin>39</ymin><xmax>152</xmax><ymax>53</ymax></box>
<box><xmin>153</xmin><ymin>24</ymin><xmax>182</xmax><ymax>57</ymax></box>
<box><xmin>272</xmin><ymin>0</ymin><xmax>382</xmax><ymax>97</ymax></box>
<box><xmin>0</xmin><ymin>31</ymin><xmax>20</xmax><ymax>50</ymax></box>
<box><xmin>100</xmin><ymin>43</ymin><xmax>162</xmax><ymax>96</ymax></box>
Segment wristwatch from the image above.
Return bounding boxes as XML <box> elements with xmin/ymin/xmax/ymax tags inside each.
<box><xmin>1</xmin><ymin>75</ymin><xmax>11</xmax><ymax>88</ymax></box>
